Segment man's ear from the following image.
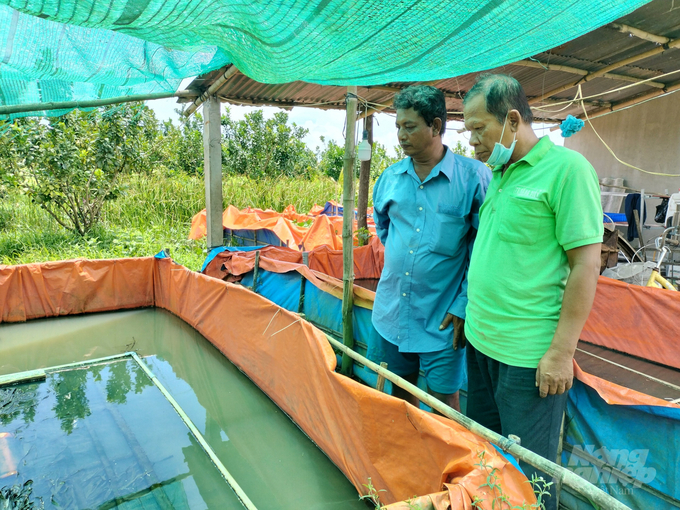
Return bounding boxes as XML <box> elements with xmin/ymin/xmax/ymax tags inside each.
<box><xmin>431</xmin><ymin>117</ymin><xmax>443</xmax><ymax>137</ymax></box>
<box><xmin>508</xmin><ymin>110</ymin><xmax>521</xmax><ymax>132</ymax></box>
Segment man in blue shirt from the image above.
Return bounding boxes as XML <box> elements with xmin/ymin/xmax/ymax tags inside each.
<box><xmin>372</xmin><ymin>86</ymin><xmax>490</xmax><ymax>410</ymax></box>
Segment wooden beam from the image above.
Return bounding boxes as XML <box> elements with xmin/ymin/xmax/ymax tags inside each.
<box><xmin>579</xmin><ymin>79</ymin><xmax>680</xmax><ymax>121</ymax></box>
<box><xmin>358</xmin><ymin>80</ymin><xmax>447</xmax><ymax>120</ymax></box>
<box><xmin>358</xmin><ymin>94</ymin><xmax>395</xmax><ymax>120</ymax></box>
<box><xmin>363</xmin><ymin>84</ymin><xmax>461</xmax><ymax>99</ymax></box>
<box><xmin>530</xmin><ymin>37</ymin><xmax>680</xmax><ymax>104</ymax></box>
<box><xmin>610</xmin><ymin>23</ymin><xmax>670</xmax><ymax>45</ymax></box>
<box><xmin>217</xmin><ymin>96</ymin><xmax>345</xmax><ymax>110</ymax></box>
<box><xmin>185</xmin><ymin>65</ymin><xmax>239</xmax><ymax>117</ymax></box>
<box><xmin>203</xmin><ymin>95</ymin><xmax>224</xmax><ymax>250</ymax></box>
<box><xmin>529</xmin><ymin>96</ymin><xmax>612</xmax><ymax>108</ymax></box>
<box><xmin>514</xmin><ymin>59</ymin><xmax>587</xmax><ymax>75</ymax></box>
<box><xmin>0</xmin><ymin>90</ymin><xmax>197</xmax><ymax>116</ymax></box>
<box><xmin>515</xmin><ymin>60</ymin><xmax>665</xmax><ymax>88</ymax></box>
<box><xmin>340</xmin><ymin>86</ymin><xmax>358</xmax><ymax>376</ymax></box>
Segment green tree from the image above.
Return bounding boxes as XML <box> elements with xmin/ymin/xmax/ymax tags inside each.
<box><xmin>450</xmin><ymin>139</ymin><xmax>470</xmax><ymax>157</ymax></box>
<box><xmin>7</xmin><ymin>104</ymin><xmax>153</xmax><ymax>236</ymax></box>
<box><xmin>369</xmin><ymin>143</ymin><xmax>401</xmax><ymax>179</ymax></box>
<box><xmin>317</xmin><ymin>136</ymin><xmax>345</xmax><ymax>180</ymax></box>
<box><xmin>317</xmin><ymin>138</ymin><xmax>401</xmax><ymax>181</ymax></box>
<box><xmin>222</xmin><ymin>108</ymin><xmax>317</xmax><ymax>178</ymax></box>
<box><xmin>161</xmin><ymin>110</ymin><xmax>204</xmax><ymax>175</ymax></box>
<box><xmin>51</xmin><ymin>370</ymin><xmax>90</xmax><ymax>435</ymax></box>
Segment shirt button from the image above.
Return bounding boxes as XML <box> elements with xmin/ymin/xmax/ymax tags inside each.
<box><xmin>419</xmin><ymin>207</ymin><xmax>423</xmax><ymax>211</ymax></box>
<box><xmin>416</xmin><ymin>228</ymin><xmax>420</xmax><ymax>232</ymax></box>
<box><xmin>402</xmin><ymin>293</ymin><xmax>406</xmax><ymax>297</ymax></box>
<box><xmin>419</xmin><ymin>185</ymin><xmax>424</xmax><ymax>189</ymax></box>
<box><xmin>410</xmin><ymin>250</ymin><xmax>413</xmax><ymax>254</ymax></box>
<box><xmin>405</xmin><ymin>272</ymin><xmax>409</xmax><ymax>276</ymax></box>
<box><xmin>499</xmin><ymin>188</ymin><xmax>503</xmax><ymax>193</ymax></box>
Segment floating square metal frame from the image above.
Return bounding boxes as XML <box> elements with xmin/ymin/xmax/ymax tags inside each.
<box><xmin>0</xmin><ymin>352</ymin><xmax>258</xmax><ymax>510</ymax></box>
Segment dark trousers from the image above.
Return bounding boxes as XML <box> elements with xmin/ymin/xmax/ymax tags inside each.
<box><xmin>466</xmin><ymin>343</ymin><xmax>568</xmax><ymax>510</ymax></box>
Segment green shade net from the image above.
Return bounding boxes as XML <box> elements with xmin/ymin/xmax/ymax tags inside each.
<box><xmin>0</xmin><ymin>0</ymin><xmax>652</xmax><ymax>117</ymax></box>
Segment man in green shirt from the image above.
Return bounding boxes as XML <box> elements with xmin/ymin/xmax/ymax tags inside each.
<box><xmin>462</xmin><ymin>74</ymin><xmax>603</xmax><ymax>509</ymax></box>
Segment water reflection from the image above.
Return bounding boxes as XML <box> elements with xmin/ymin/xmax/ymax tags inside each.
<box><xmin>0</xmin><ymin>309</ymin><xmax>368</xmax><ymax>509</ymax></box>
<box><xmin>0</xmin><ymin>386</ymin><xmax>38</xmax><ymax>426</ymax></box>
<box><xmin>0</xmin><ymin>359</ymin><xmax>243</xmax><ymax>510</ymax></box>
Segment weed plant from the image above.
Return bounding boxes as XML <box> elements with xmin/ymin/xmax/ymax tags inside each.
<box><xmin>0</xmin><ymin>171</ymin><xmax>341</xmax><ymax>270</ymax></box>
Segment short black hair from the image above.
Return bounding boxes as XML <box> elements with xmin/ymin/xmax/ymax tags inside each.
<box><xmin>463</xmin><ymin>74</ymin><xmax>533</xmax><ymax>125</ymax></box>
<box><xmin>393</xmin><ymin>85</ymin><xmax>447</xmax><ymax>136</ymax></box>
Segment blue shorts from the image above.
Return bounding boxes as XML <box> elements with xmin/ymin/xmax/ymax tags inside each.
<box><xmin>379</xmin><ymin>337</ymin><xmax>466</xmax><ymax>395</ymax></box>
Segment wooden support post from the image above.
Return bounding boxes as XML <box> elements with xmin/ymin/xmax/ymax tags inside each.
<box><xmin>203</xmin><ymin>95</ymin><xmax>224</xmax><ymax>251</ymax></box>
<box><xmin>298</xmin><ymin>274</ymin><xmax>306</xmax><ymax>314</ymax></box>
<box><xmin>376</xmin><ymin>362</ymin><xmax>388</xmax><ymax>392</ymax></box>
<box><xmin>341</xmin><ymin>86</ymin><xmax>358</xmax><ymax>376</ymax></box>
<box><xmin>252</xmin><ymin>250</ymin><xmax>260</xmax><ymax>293</ymax></box>
<box><xmin>357</xmin><ymin>114</ymin><xmax>373</xmax><ymax>239</ymax></box>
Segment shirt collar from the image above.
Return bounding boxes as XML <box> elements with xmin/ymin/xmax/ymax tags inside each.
<box><xmin>492</xmin><ymin>136</ymin><xmax>554</xmax><ymax>173</ymax></box>
<box><xmin>397</xmin><ymin>146</ymin><xmax>455</xmax><ymax>182</ymax></box>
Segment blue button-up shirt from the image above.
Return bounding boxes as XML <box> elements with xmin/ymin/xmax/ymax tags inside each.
<box><xmin>372</xmin><ymin>147</ymin><xmax>490</xmax><ymax>353</ymax></box>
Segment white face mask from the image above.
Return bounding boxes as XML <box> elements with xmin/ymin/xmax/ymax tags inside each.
<box><xmin>486</xmin><ymin>115</ymin><xmax>517</xmax><ymax>167</ymax></box>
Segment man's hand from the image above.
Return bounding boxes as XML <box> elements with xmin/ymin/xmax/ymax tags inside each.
<box><xmin>535</xmin><ymin>348</ymin><xmax>574</xmax><ymax>398</ymax></box>
<box><xmin>439</xmin><ymin>313</ymin><xmax>467</xmax><ymax>350</ymax></box>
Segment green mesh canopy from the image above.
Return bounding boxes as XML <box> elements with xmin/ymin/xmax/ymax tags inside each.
<box><xmin>0</xmin><ymin>0</ymin><xmax>652</xmax><ymax>117</ymax></box>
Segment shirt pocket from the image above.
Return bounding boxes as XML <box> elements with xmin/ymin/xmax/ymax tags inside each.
<box><xmin>430</xmin><ymin>205</ymin><xmax>467</xmax><ymax>255</ymax></box>
<box><xmin>498</xmin><ymin>197</ymin><xmax>552</xmax><ymax>246</ymax></box>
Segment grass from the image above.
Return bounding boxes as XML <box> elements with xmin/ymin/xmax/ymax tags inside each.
<box><xmin>0</xmin><ymin>171</ymin><xmax>341</xmax><ymax>270</ymax></box>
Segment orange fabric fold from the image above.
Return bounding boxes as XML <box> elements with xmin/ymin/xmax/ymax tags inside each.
<box><xmin>0</xmin><ymin>257</ymin><xmax>535</xmax><ymax>508</ymax></box>
<box><xmin>188</xmin><ymin>204</ymin><xmax>376</xmax><ymax>251</ymax></box>
<box><xmin>573</xmin><ymin>360</ymin><xmax>679</xmax><ymax>408</ymax></box>
<box><xmin>582</xmin><ymin>276</ymin><xmax>680</xmax><ymax>371</ymax></box>
<box><xmin>203</xmin><ymin>235</ymin><xmax>384</xmax><ymax>282</ymax></box>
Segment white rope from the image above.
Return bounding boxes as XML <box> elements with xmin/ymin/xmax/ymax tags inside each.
<box><xmin>578</xmin><ymin>84</ymin><xmax>680</xmax><ymax>177</ymax></box>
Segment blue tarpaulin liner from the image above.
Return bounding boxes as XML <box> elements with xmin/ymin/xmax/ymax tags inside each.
<box><xmin>604</xmin><ymin>213</ymin><xmax>628</xmax><ymax>223</ymax></box>
<box><xmin>220</xmin><ymin>260</ymin><xmax>680</xmax><ymax>509</ymax></box>
<box><xmin>560</xmin><ymin>379</ymin><xmax>680</xmax><ymax>510</ymax></box>
<box><xmin>0</xmin><ymin>0</ymin><xmax>652</xmax><ymax>116</ymax></box>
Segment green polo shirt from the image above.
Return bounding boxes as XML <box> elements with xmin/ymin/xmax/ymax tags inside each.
<box><xmin>465</xmin><ymin>136</ymin><xmax>603</xmax><ymax>368</ymax></box>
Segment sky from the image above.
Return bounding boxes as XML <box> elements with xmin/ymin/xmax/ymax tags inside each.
<box><xmin>146</xmin><ymin>93</ymin><xmax>564</xmax><ymax>158</ymax></box>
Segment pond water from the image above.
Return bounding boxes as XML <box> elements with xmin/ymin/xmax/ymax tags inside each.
<box><xmin>0</xmin><ymin>309</ymin><xmax>367</xmax><ymax>510</ymax></box>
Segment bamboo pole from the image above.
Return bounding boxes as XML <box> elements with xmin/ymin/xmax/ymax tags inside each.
<box><xmin>610</xmin><ymin>23</ymin><xmax>670</xmax><ymax>45</ymax></box>
<box><xmin>530</xmin><ymin>37</ymin><xmax>680</xmax><ymax>104</ymax></box>
<box><xmin>341</xmin><ymin>86</ymin><xmax>358</xmax><ymax>376</ymax></box>
<box><xmin>514</xmin><ymin>60</ymin><xmax>665</xmax><ymax>88</ymax></box>
<box><xmin>358</xmin><ymin>96</ymin><xmax>394</xmax><ymax>120</ymax></box>
<box><xmin>326</xmin><ymin>335</ymin><xmax>632</xmax><ymax>510</ymax></box>
<box><xmin>184</xmin><ymin>65</ymin><xmax>240</xmax><ymax>117</ymax></box>
<box><xmin>358</xmin><ymin>79</ymin><xmax>445</xmax><ymax>119</ymax></box>
<box><xmin>578</xmin><ymin>79</ymin><xmax>680</xmax><ymax>121</ymax></box>
<box><xmin>0</xmin><ymin>91</ymin><xmax>197</xmax><ymax>116</ymax></box>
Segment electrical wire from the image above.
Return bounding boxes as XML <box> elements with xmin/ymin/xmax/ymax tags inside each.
<box><xmin>578</xmin><ymin>84</ymin><xmax>680</xmax><ymax>177</ymax></box>
<box><xmin>532</xmin><ymin>67</ymin><xmax>680</xmax><ymax>109</ymax></box>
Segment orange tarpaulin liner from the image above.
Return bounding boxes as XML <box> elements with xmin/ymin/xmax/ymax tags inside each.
<box><xmin>0</xmin><ymin>257</ymin><xmax>536</xmax><ymax>509</ymax></box>
<box><xmin>189</xmin><ymin>204</ymin><xmax>376</xmax><ymax>251</ymax></box>
<box><xmin>206</xmin><ymin>238</ymin><xmax>680</xmax><ymax>374</ymax></box>
<box><xmin>204</xmin><ymin>234</ymin><xmax>384</xmax><ymax>282</ymax></box>
<box><xmin>582</xmin><ymin>275</ymin><xmax>680</xmax><ymax>371</ymax></box>
<box><xmin>202</xmin><ymin>246</ymin><xmax>680</xmax><ymax>411</ymax></box>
